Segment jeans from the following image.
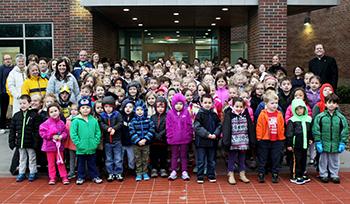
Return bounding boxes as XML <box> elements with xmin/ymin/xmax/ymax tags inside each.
<box><xmin>122</xmin><ymin>145</ymin><xmax>135</xmax><ymax>169</ymax></box>
<box><xmin>228</xmin><ymin>150</ymin><xmax>246</xmax><ymax>172</ymax></box>
<box><xmin>104</xmin><ymin>142</ymin><xmax>123</xmax><ymax>175</ymax></box>
<box><xmin>77</xmin><ymin>154</ymin><xmax>99</xmax><ymax>179</ymax></box>
<box><xmin>196</xmin><ymin>147</ymin><xmax>216</xmax><ymax>178</ymax></box>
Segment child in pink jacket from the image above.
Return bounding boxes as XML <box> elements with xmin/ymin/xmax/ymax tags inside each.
<box><xmin>166</xmin><ymin>93</ymin><xmax>193</xmax><ymax>181</ymax></box>
<box><xmin>39</xmin><ymin>103</ymin><xmax>69</xmax><ymax>185</ymax></box>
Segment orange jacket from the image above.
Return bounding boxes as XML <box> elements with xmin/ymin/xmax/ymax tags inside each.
<box><xmin>256</xmin><ymin>109</ymin><xmax>285</xmax><ymax>141</ymax></box>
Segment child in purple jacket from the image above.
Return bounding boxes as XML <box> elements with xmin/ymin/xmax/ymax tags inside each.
<box><xmin>39</xmin><ymin>103</ymin><xmax>69</xmax><ymax>185</ymax></box>
<box><xmin>166</xmin><ymin>93</ymin><xmax>193</xmax><ymax>181</ymax></box>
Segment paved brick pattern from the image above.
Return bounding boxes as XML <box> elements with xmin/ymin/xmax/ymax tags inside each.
<box><xmin>1</xmin><ymin>172</ymin><xmax>350</xmax><ymax>203</ymax></box>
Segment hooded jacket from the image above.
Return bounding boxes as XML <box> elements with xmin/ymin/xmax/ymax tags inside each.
<box><xmin>285</xmin><ymin>102</ymin><xmax>312</xmax><ymax>124</ymax></box>
<box><xmin>7</xmin><ymin>66</ymin><xmax>27</xmax><ymax>115</ymax></box>
<box><xmin>306</xmin><ymin>88</ymin><xmax>320</xmax><ymax>109</ymax></box>
<box><xmin>194</xmin><ymin>107</ymin><xmax>222</xmax><ymax>147</ymax></box>
<box><xmin>21</xmin><ymin>75</ymin><xmax>48</xmax><ymax>97</ymax></box>
<box><xmin>312</xmin><ymin>83</ymin><xmax>334</xmax><ymax>117</ymax></box>
<box><xmin>286</xmin><ymin>99</ymin><xmax>313</xmax><ymax>149</ymax></box>
<box><xmin>129</xmin><ymin>100</ymin><xmax>155</xmax><ymax>145</ymax></box>
<box><xmin>39</xmin><ymin>117</ymin><xmax>68</xmax><ymax>152</ymax></box>
<box><xmin>256</xmin><ymin>109</ymin><xmax>285</xmax><ymax>141</ymax></box>
<box><xmin>9</xmin><ymin>109</ymin><xmax>40</xmax><ymax>149</ymax></box>
<box><xmin>150</xmin><ymin>97</ymin><xmax>168</xmax><ymax>145</ymax></box>
<box><xmin>99</xmin><ymin>110</ymin><xmax>123</xmax><ymax>144</ymax></box>
<box><xmin>70</xmin><ymin>114</ymin><xmax>101</xmax><ymax>155</ymax></box>
<box><xmin>166</xmin><ymin>93</ymin><xmax>193</xmax><ymax>145</ymax></box>
<box><xmin>312</xmin><ymin>108</ymin><xmax>349</xmax><ymax>153</ymax></box>
<box><xmin>120</xmin><ymin>99</ymin><xmax>135</xmax><ymax>146</ymax></box>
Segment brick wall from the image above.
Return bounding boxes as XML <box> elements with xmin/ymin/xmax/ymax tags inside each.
<box><xmin>248</xmin><ymin>0</ymin><xmax>288</xmax><ymax>67</ymax></box>
<box><xmin>287</xmin><ymin>0</ymin><xmax>350</xmax><ymax>86</ymax></box>
<box><xmin>0</xmin><ymin>0</ymin><xmax>71</xmax><ymax>57</ymax></box>
<box><xmin>219</xmin><ymin>27</ymin><xmax>231</xmax><ymax>60</ymax></box>
<box><xmin>92</xmin><ymin>13</ymin><xmax>118</xmax><ymax>61</ymax></box>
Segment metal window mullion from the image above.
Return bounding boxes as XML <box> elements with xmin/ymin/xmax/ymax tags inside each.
<box><xmin>51</xmin><ymin>22</ymin><xmax>54</xmax><ymax>58</ymax></box>
<box><xmin>23</xmin><ymin>23</ymin><xmax>26</xmax><ymax>57</ymax></box>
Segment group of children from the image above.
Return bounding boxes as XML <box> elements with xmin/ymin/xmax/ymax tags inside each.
<box><xmin>8</xmin><ymin>56</ymin><xmax>349</xmax><ymax>186</ymax></box>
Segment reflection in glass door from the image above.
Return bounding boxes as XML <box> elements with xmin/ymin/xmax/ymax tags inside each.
<box><xmin>147</xmin><ymin>51</ymin><xmax>165</xmax><ymax>61</ymax></box>
<box><xmin>172</xmin><ymin>51</ymin><xmax>189</xmax><ymax>63</ymax></box>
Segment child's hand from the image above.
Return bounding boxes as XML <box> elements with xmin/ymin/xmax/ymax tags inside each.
<box><xmin>110</xmin><ymin>128</ymin><xmax>115</xmax><ymax>135</ymax></box>
<box><xmin>53</xmin><ymin>135</ymin><xmax>61</xmax><ymax>141</ymax></box>
<box><xmin>107</xmin><ymin>127</ymin><xmax>112</xmax><ymax>132</ymax></box>
<box><xmin>138</xmin><ymin>140</ymin><xmax>143</xmax><ymax>146</ymax></box>
<box><xmin>140</xmin><ymin>139</ymin><xmax>147</xmax><ymax>146</ymax></box>
<box><xmin>287</xmin><ymin>147</ymin><xmax>293</xmax><ymax>151</ymax></box>
<box><xmin>309</xmin><ymin>140</ymin><xmax>313</xmax><ymax>145</ymax></box>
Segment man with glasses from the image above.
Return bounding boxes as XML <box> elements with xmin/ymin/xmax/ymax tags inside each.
<box><xmin>0</xmin><ymin>54</ymin><xmax>14</xmax><ymax>134</ymax></box>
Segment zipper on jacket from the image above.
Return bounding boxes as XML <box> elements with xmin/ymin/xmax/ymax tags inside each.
<box><xmin>330</xmin><ymin>114</ymin><xmax>333</xmax><ymax>152</ymax></box>
<box><xmin>21</xmin><ymin>111</ymin><xmax>27</xmax><ymax>148</ymax></box>
<box><xmin>108</xmin><ymin>118</ymin><xmax>112</xmax><ymax>143</ymax></box>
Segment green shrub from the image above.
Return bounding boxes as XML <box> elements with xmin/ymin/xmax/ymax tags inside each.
<box><xmin>337</xmin><ymin>86</ymin><xmax>350</xmax><ymax>104</ymax></box>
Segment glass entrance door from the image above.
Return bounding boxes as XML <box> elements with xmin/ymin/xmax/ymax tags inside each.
<box><xmin>143</xmin><ymin>44</ymin><xmax>194</xmax><ymax>63</ymax></box>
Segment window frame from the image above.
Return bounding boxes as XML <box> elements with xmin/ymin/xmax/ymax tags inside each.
<box><xmin>0</xmin><ymin>22</ymin><xmax>54</xmax><ymax>57</ymax></box>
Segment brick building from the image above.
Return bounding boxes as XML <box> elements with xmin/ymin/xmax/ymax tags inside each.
<box><xmin>0</xmin><ymin>0</ymin><xmax>347</xmax><ymax>84</ymax></box>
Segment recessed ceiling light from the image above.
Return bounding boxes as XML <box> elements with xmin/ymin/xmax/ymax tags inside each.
<box><xmin>173</xmin><ymin>12</ymin><xmax>179</xmax><ymax>16</ymax></box>
<box><xmin>138</xmin><ymin>23</ymin><xmax>143</xmax><ymax>27</ymax></box>
<box><xmin>132</xmin><ymin>18</ymin><xmax>138</xmax><ymax>21</ymax></box>
<box><xmin>144</xmin><ymin>29</ymin><xmax>148</xmax><ymax>32</ymax></box>
<box><xmin>147</xmin><ymin>33</ymin><xmax>151</xmax><ymax>35</ymax></box>
<box><xmin>203</xmin><ymin>36</ymin><xmax>206</xmax><ymax>38</ymax></box>
<box><xmin>222</xmin><ymin>8</ymin><xmax>228</xmax><ymax>11</ymax></box>
<box><xmin>176</xmin><ymin>35</ymin><xmax>180</xmax><ymax>37</ymax></box>
<box><xmin>205</xmin><ymin>33</ymin><xmax>209</xmax><ymax>35</ymax></box>
<box><xmin>174</xmin><ymin>20</ymin><xmax>179</xmax><ymax>23</ymax></box>
<box><xmin>208</xmin><ymin>29</ymin><xmax>211</xmax><ymax>31</ymax></box>
<box><xmin>176</xmin><ymin>31</ymin><xmax>180</xmax><ymax>33</ymax></box>
<box><xmin>151</xmin><ymin>37</ymin><xmax>154</xmax><ymax>39</ymax></box>
<box><xmin>211</xmin><ymin>23</ymin><xmax>216</xmax><ymax>26</ymax></box>
<box><xmin>123</xmin><ymin>8</ymin><xmax>130</xmax><ymax>12</ymax></box>
<box><xmin>216</xmin><ymin>17</ymin><xmax>221</xmax><ymax>20</ymax></box>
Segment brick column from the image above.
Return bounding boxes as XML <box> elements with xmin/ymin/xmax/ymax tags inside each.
<box><xmin>219</xmin><ymin>27</ymin><xmax>231</xmax><ymax>60</ymax></box>
<box><xmin>69</xmin><ymin>0</ymin><xmax>93</xmax><ymax>60</ymax></box>
<box><xmin>248</xmin><ymin>0</ymin><xmax>287</xmax><ymax>66</ymax></box>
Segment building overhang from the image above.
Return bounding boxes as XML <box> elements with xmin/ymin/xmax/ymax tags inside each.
<box><xmin>81</xmin><ymin>0</ymin><xmax>339</xmax><ymax>6</ymax></box>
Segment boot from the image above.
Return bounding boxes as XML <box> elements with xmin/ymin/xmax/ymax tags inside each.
<box><xmin>239</xmin><ymin>171</ymin><xmax>250</xmax><ymax>183</ymax></box>
<box><xmin>227</xmin><ymin>172</ymin><xmax>236</xmax><ymax>185</ymax></box>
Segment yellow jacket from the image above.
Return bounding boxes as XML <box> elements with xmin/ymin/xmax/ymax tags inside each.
<box><xmin>21</xmin><ymin>76</ymin><xmax>48</xmax><ymax>97</ymax></box>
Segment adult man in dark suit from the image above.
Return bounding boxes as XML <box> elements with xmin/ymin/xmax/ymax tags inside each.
<box><xmin>309</xmin><ymin>44</ymin><xmax>338</xmax><ymax>90</ymax></box>
<box><xmin>0</xmin><ymin>54</ymin><xmax>14</xmax><ymax>133</ymax></box>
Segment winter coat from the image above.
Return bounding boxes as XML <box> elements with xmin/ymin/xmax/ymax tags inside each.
<box><xmin>254</xmin><ymin>101</ymin><xmax>283</xmax><ymax>123</ymax></box>
<box><xmin>70</xmin><ymin>114</ymin><xmax>101</xmax><ymax>155</ymax></box>
<box><xmin>312</xmin><ymin>83</ymin><xmax>334</xmax><ymax>117</ymax></box>
<box><xmin>223</xmin><ymin>107</ymin><xmax>255</xmax><ymax>149</ymax></box>
<box><xmin>285</xmin><ymin>103</ymin><xmax>312</xmax><ymax>124</ymax></box>
<box><xmin>150</xmin><ymin>112</ymin><xmax>167</xmax><ymax>145</ymax></box>
<box><xmin>215</xmin><ymin>87</ymin><xmax>229</xmax><ymax>106</ymax></box>
<box><xmin>278</xmin><ymin>89</ymin><xmax>291</xmax><ymax>114</ymax></box>
<box><xmin>39</xmin><ymin>117</ymin><xmax>68</xmax><ymax>152</ymax></box>
<box><xmin>129</xmin><ymin>100</ymin><xmax>155</xmax><ymax>145</ymax></box>
<box><xmin>312</xmin><ymin>109</ymin><xmax>349</xmax><ymax>153</ymax></box>
<box><xmin>0</xmin><ymin>64</ymin><xmax>13</xmax><ymax>94</ymax></box>
<box><xmin>306</xmin><ymin>88</ymin><xmax>320</xmax><ymax>109</ymax></box>
<box><xmin>63</xmin><ymin>116</ymin><xmax>76</xmax><ymax>150</ymax></box>
<box><xmin>286</xmin><ymin>99</ymin><xmax>313</xmax><ymax>149</ymax></box>
<box><xmin>21</xmin><ymin>75</ymin><xmax>48</xmax><ymax>97</ymax></box>
<box><xmin>256</xmin><ymin>109</ymin><xmax>285</xmax><ymax>141</ymax></box>
<box><xmin>291</xmin><ymin>78</ymin><xmax>306</xmax><ymax>89</ymax></box>
<box><xmin>99</xmin><ymin>111</ymin><xmax>123</xmax><ymax>144</ymax></box>
<box><xmin>194</xmin><ymin>108</ymin><xmax>222</xmax><ymax>148</ymax></box>
<box><xmin>309</xmin><ymin>55</ymin><xmax>338</xmax><ymax>90</ymax></box>
<box><xmin>166</xmin><ymin>93</ymin><xmax>193</xmax><ymax>145</ymax></box>
<box><xmin>72</xmin><ymin>60</ymin><xmax>93</xmax><ymax>81</ymax></box>
<box><xmin>121</xmin><ymin>114</ymin><xmax>134</xmax><ymax>146</ymax></box>
<box><xmin>9</xmin><ymin>109</ymin><xmax>40</xmax><ymax>149</ymax></box>
<box><xmin>250</xmin><ymin>95</ymin><xmax>262</xmax><ymax>113</ymax></box>
<box><xmin>7</xmin><ymin>66</ymin><xmax>27</xmax><ymax>115</ymax></box>
<box><xmin>46</xmin><ymin>73</ymin><xmax>80</xmax><ymax>103</ymax></box>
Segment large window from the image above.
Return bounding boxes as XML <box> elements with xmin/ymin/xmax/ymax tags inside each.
<box><xmin>0</xmin><ymin>23</ymin><xmax>53</xmax><ymax>61</ymax></box>
<box><xmin>230</xmin><ymin>41</ymin><xmax>247</xmax><ymax>63</ymax></box>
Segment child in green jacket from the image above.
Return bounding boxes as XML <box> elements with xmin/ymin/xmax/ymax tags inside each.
<box><xmin>70</xmin><ymin>97</ymin><xmax>102</xmax><ymax>185</ymax></box>
<box><xmin>313</xmin><ymin>94</ymin><xmax>349</xmax><ymax>184</ymax></box>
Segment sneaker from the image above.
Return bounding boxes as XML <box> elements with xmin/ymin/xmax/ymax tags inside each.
<box><xmin>143</xmin><ymin>173</ymin><xmax>150</xmax><ymax>181</ymax></box>
<box><xmin>272</xmin><ymin>173</ymin><xmax>279</xmax><ymax>183</ymax></box>
<box><xmin>115</xmin><ymin>174</ymin><xmax>124</xmax><ymax>181</ymax></box>
<box><xmin>192</xmin><ymin>167</ymin><xmax>197</xmax><ymax>173</ymax></box>
<box><xmin>320</xmin><ymin>177</ymin><xmax>329</xmax><ymax>183</ymax></box>
<box><xmin>68</xmin><ymin>173</ymin><xmax>76</xmax><ymax>179</ymax></box>
<box><xmin>92</xmin><ymin>177</ymin><xmax>103</xmax><ymax>184</ymax></box>
<box><xmin>208</xmin><ymin>176</ymin><xmax>217</xmax><ymax>183</ymax></box>
<box><xmin>290</xmin><ymin>178</ymin><xmax>305</xmax><ymax>185</ymax></box>
<box><xmin>303</xmin><ymin>175</ymin><xmax>311</xmax><ymax>183</ymax></box>
<box><xmin>181</xmin><ymin>171</ymin><xmax>190</xmax><ymax>181</ymax></box>
<box><xmin>135</xmin><ymin>174</ymin><xmax>142</xmax><ymax>181</ymax></box>
<box><xmin>258</xmin><ymin>173</ymin><xmax>265</xmax><ymax>183</ymax></box>
<box><xmin>197</xmin><ymin>177</ymin><xmax>204</xmax><ymax>184</ymax></box>
<box><xmin>76</xmin><ymin>178</ymin><xmax>85</xmax><ymax>185</ymax></box>
<box><xmin>331</xmin><ymin>177</ymin><xmax>340</xmax><ymax>184</ymax></box>
<box><xmin>28</xmin><ymin>173</ymin><xmax>38</xmax><ymax>182</ymax></box>
<box><xmin>151</xmin><ymin>169</ymin><xmax>158</xmax><ymax>178</ymax></box>
<box><xmin>62</xmin><ymin>178</ymin><xmax>70</xmax><ymax>185</ymax></box>
<box><xmin>48</xmin><ymin>179</ymin><xmax>56</xmax><ymax>185</ymax></box>
<box><xmin>168</xmin><ymin>170</ymin><xmax>177</xmax><ymax>180</ymax></box>
<box><xmin>16</xmin><ymin>174</ymin><xmax>26</xmax><ymax>182</ymax></box>
<box><xmin>160</xmin><ymin>169</ymin><xmax>168</xmax><ymax>178</ymax></box>
<box><xmin>107</xmin><ymin>174</ymin><xmax>114</xmax><ymax>182</ymax></box>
